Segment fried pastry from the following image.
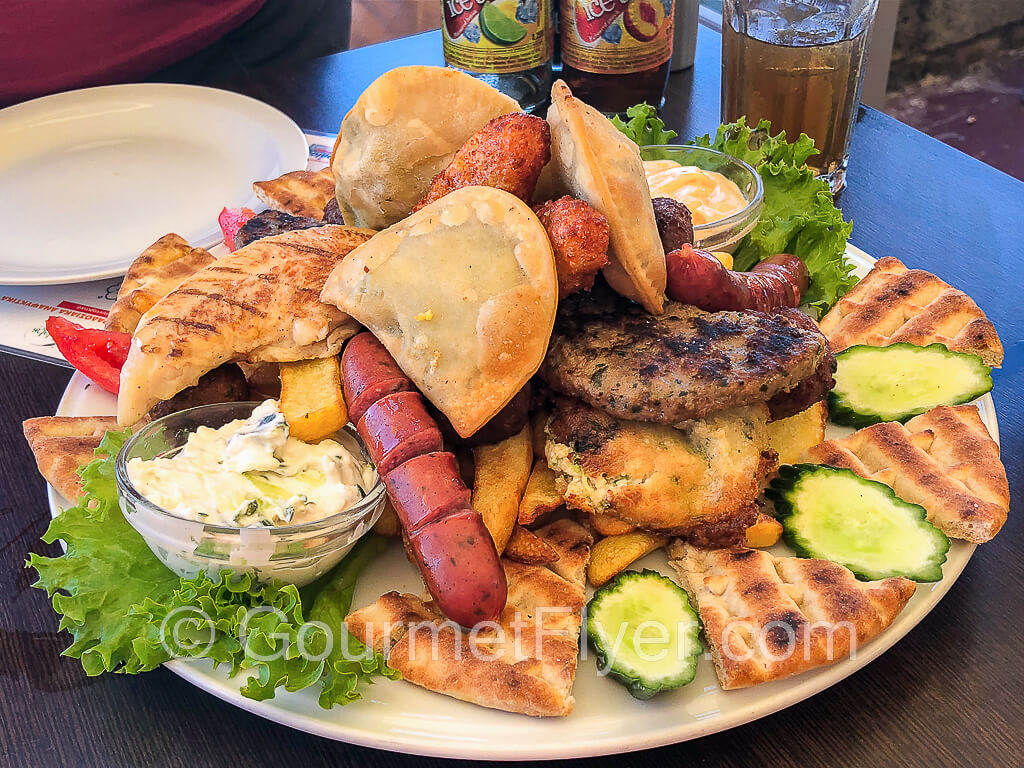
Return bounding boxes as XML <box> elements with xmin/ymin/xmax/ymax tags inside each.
<box><xmin>253</xmin><ymin>168</ymin><xmax>336</xmax><ymax>219</ymax></box>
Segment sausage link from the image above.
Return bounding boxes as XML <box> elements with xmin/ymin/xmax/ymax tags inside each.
<box><xmin>384</xmin><ymin>452</ymin><xmax>470</xmax><ymax>531</ymax></box>
<box><xmin>665</xmin><ymin>244</ymin><xmax>809</xmax><ymax>311</ymax></box>
<box><xmin>357</xmin><ymin>391</ymin><xmax>443</xmax><ymax>476</ymax></box>
<box><xmin>342</xmin><ymin>332</ymin><xmax>414</xmax><ymax>424</ymax></box>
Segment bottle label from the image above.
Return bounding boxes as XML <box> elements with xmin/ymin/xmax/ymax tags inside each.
<box><xmin>443</xmin><ymin>1</ymin><xmax>552</xmax><ymax>75</ymax></box>
<box><xmin>560</xmin><ymin>0</ymin><xmax>674</xmax><ymax>75</ymax></box>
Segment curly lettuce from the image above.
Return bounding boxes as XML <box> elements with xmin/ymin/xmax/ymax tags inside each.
<box><xmin>27</xmin><ymin>430</ymin><xmax>394</xmax><ymax>707</ymax></box>
<box><xmin>611</xmin><ymin>103</ymin><xmax>678</xmax><ymax>146</ymax></box>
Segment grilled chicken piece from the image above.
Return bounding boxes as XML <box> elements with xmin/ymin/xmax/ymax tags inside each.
<box><xmin>533</xmin><ymin>196</ymin><xmax>610</xmax><ymax>298</ymax></box>
<box><xmin>540</xmin><ymin>286</ymin><xmax>830</xmax><ymax>424</ymax></box>
<box><xmin>414</xmin><ymin>113</ymin><xmax>551</xmax><ymax>210</ymax></box>
<box><xmin>117</xmin><ymin>225</ymin><xmax>374</xmax><ymax>425</ymax></box>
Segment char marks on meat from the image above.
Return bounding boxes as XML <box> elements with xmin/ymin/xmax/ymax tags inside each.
<box><xmin>235</xmin><ymin>210</ymin><xmax>323</xmax><ymax>249</ymax></box>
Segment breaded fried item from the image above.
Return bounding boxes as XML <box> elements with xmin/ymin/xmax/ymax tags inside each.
<box><xmin>668</xmin><ymin>543</ymin><xmax>916</xmax><ymax>689</ymax></box>
<box><xmin>546</xmin><ymin>399</ymin><xmax>774</xmax><ymax>543</ymax></box>
<box><xmin>533</xmin><ymin>196</ymin><xmax>609</xmax><ymax>298</ymax></box>
<box><xmin>346</xmin><ymin>520</ymin><xmax>592</xmax><ymax>717</ymax></box>
<box><xmin>414</xmin><ymin>113</ymin><xmax>551</xmax><ymax>211</ymax></box>
<box><xmin>805</xmin><ymin>404</ymin><xmax>1008</xmax><ymax>543</ymax></box>
<box><xmin>819</xmin><ymin>257</ymin><xmax>1003</xmax><ymax>366</ymax></box>
<box><xmin>23</xmin><ymin>416</ymin><xmax>119</xmax><ymax>500</ymax></box>
<box><xmin>253</xmin><ymin>168</ymin><xmax>336</xmax><ymax>219</ymax></box>
<box><xmin>541</xmin><ymin>288</ymin><xmax>831</xmax><ymax>424</ymax></box>
<box><xmin>105</xmin><ymin>234</ymin><xmax>215</xmax><ymax>334</ymax></box>
<box><xmin>118</xmin><ymin>225</ymin><xmax>374</xmax><ymax>425</ymax></box>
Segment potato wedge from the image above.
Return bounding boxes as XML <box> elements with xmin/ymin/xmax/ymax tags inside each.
<box><xmin>504</xmin><ymin>525</ymin><xmax>560</xmax><ymax>565</ymax></box>
<box><xmin>587</xmin><ymin>512</ymin><xmax>637</xmax><ymax>537</ymax></box>
<box><xmin>518</xmin><ymin>459</ymin><xmax>564</xmax><ymax>526</ymax></box>
<box><xmin>745</xmin><ymin>513</ymin><xmax>783</xmax><ymax>548</ymax></box>
<box><xmin>530</xmin><ymin>408</ymin><xmax>550</xmax><ymax>458</ymax></box>
<box><xmin>768</xmin><ymin>400</ymin><xmax>827</xmax><ymax>465</ymax></box>
<box><xmin>373</xmin><ymin>499</ymin><xmax>402</xmax><ymax>537</ymax></box>
<box><xmin>472</xmin><ymin>424</ymin><xmax>533</xmax><ymax>553</ymax></box>
<box><xmin>279</xmin><ymin>357</ymin><xmax>348</xmax><ymax>442</ymax></box>
<box><xmin>587</xmin><ymin>531</ymin><xmax>668</xmax><ymax>587</ymax></box>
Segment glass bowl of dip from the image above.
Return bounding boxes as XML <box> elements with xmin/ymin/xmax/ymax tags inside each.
<box><xmin>641</xmin><ymin>145</ymin><xmax>763</xmax><ymax>253</ymax></box>
<box><xmin>116</xmin><ymin>401</ymin><xmax>387</xmax><ymax>587</ymax></box>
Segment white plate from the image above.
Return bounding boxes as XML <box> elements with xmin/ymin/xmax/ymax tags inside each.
<box><xmin>46</xmin><ymin>244</ymin><xmax>997</xmax><ymax>759</ymax></box>
<box><xmin>0</xmin><ymin>84</ymin><xmax>307</xmax><ymax>285</ymax></box>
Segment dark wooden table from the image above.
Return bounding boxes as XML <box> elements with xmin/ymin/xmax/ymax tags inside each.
<box><xmin>4</xmin><ymin>24</ymin><xmax>1022</xmax><ymax>768</ymax></box>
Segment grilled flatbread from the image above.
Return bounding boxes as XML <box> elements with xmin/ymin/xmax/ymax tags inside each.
<box><xmin>253</xmin><ymin>169</ymin><xmax>336</xmax><ymax>219</ymax></box>
<box><xmin>546</xmin><ymin>80</ymin><xmax>666</xmax><ymax>314</ymax></box>
<box><xmin>805</xmin><ymin>404</ymin><xmax>1008</xmax><ymax>543</ymax></box>
<box><xmin>346</xmin><ymin>519</ymin><xmax>592</xmax><ymax>717</ymax></box>
<box><xmin>117</xmin><ymin>225</ymin><xmax>374</xmax><ymax>425</ymax></box>
<box><xmin>819</xmin><ymin>257</ymin><xmax>1003</xmax><ymax>366</ymax></box>
<box><xmin>105</xmin><ymin>234</ymin><xmax>215</xmax><ymax>335</ymax></box>
<box><xmin>668</xmin><ymin>542</ymin><xmax>916</xmax><ymax>690</ymax></box>
<box><xmin>23</xmin><ymin>416</ymin><xmax>119</xmax><ymax>500</ymax></box>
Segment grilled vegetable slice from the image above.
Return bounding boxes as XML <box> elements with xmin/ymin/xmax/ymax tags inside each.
<box><xmin>767</xmin><ymin>464</ymin><xmax>950</xmax><ymax>582</ymax></box>
<box><xmin>828</xmin><ymin>343</ymin><xmax>992</xmax><ymax>427</ymax></box>
<box><xmin>586</xmin><ymin>570</ymin><xmax>702</xmax><ymax>699</ymax></box>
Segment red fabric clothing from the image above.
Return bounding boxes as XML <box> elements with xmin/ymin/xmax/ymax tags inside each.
<box><xmin>0</xmin><ymin>0</ymin><xmax>266</xmax><ymax>105</ymax></box>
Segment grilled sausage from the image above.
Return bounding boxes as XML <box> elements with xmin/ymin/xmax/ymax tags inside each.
<box><xmin>666</xmin><ymin>244</ymin><xmax>809</xmax><ymax>312</ymax></box>
<box><xmin>342</xmin><ymin>332</ymin><xmax>507</xmax><ymax>626</ymax></box>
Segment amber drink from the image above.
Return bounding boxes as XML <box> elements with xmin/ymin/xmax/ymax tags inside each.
<box><xmin>721</xmin><ymin>0</ymin><xmax>878</xmax><ymax>192</ymax></box>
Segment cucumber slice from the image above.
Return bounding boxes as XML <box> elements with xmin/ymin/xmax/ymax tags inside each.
<box><xmin>829</xmin><ymin>343</ymin><xmax>992</xmax><ymax>427</ymax></box>
<box><xmin>767</xmin><ymin>464</ymin><xmax>950</xmax><ymax>582</ymax></box>
<box><xmin>586</xmin><ymin>570</ymin><xmax>702</xmax><ymax>699</ymax></box>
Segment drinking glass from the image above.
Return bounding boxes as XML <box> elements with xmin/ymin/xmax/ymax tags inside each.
<box><xmin>721</xmin><ymin>0</ymin><xmax>879</xmax><ymax>193</ymax></box>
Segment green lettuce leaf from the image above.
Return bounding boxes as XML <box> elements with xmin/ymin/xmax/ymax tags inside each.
<box><xmin>694</xmin><ymin>118</ymin><xmax>856</xmax><ymax>314</ymax></box>
<box><xmin>610</xmin><ymin>103</ymin><xmax>678</xmax><ymax>147</ymax></box>
<box><xmin>27</xmin><ymin>432</ymin><xmax>390</xmax><ymax>707</ymax></box>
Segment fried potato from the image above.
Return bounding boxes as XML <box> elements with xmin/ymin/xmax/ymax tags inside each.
<box><xmin>504</xmin><ymin>525</ymin><xmax>560</xmax><ymax>565</ymax></box>
<box><xmin>587</xmin><ymin>531</ymin><xmax>668</xmax><ymax>587</ymax></box>
<box><xmin>518</xmin><ymin>459</ymin><xmax>564</xmax><ymax>526</ymax></box>
<box><xmin>587</xmin><ymin>512</ymin><xmax>636</xmax><ymax>536</ymax></box>
<box><xmin>745</xmin><ymin>513</ymin><xmax>783</xmax><ymax>548</ymax></box>
<box><xmin>373</xmin><ymin>499</ymin><xmax>402</xmax><ymax>537</ymax></box>
<box><xmin>472</xmin><ymin>424</ymin><xmax>533</xmax><ymax>553</ymax></box>
<box><xmin>279</xmin><ymin>357</ymin><xmax>348</xmax><ymax>442</ymax></box>
<box><xmin>767</xmin><ymin>400</ymin><xmax>827</xmax><ymax>465</ymax></box>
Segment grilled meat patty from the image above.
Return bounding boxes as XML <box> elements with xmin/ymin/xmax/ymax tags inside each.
<box><xmin>540</xmin><ymin>286</ymin><xmax>831</xmax><ymax>423</ymax></box>
<box><xmin>235</xmin><ymin>210</ymin><xmax>323</xmax><ymax>249</ymax></box>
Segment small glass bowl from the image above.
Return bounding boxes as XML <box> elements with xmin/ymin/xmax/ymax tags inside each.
<box><xmin>640</xmin><ymin>144</ymin><xmax>764</xmax><ymax>253</ymax></box>
<box><xmin>115</xmin><ymin>402</ymin><xmax>386</xmax><ymax>587</ymax></box>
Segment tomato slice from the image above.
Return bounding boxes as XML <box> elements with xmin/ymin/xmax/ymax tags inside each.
<box><xmin>46</xmin><ymin>316</ymin><xmax>130</xmax><ymax>394</ymax></box>
<box><xmin>218</xmin><ymin>206</ymin><xmax>256</xmax><ymax>251</ymax></box>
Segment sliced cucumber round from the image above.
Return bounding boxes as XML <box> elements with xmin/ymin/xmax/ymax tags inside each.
<box><xmin>586</xmin><ymin>569</ymin><xmax>702</xmax><ymax>700</ymax></box>
<box><xmin>829</xmin><ymin>343</ymin><xmax>992</xmax><ymax>427</ymax></box>
<box><xmin>767</xmin><ymin>464</ymin><xmax>950</xmax><ymax>582</ymax></box>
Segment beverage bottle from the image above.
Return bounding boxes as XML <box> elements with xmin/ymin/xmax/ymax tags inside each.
<box><xmin>441</xmin><ymin>1</ymin><xmax>554</xmax><ymax>112</ymax></box>
<box><xmin>559</xmin><ymin>0</ymin><xmax>675</xmax><ymax>114</ymax></box>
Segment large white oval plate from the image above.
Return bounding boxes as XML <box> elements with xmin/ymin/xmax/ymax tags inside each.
<box><xmin>0</xmin><ymin>84</ymin><xmax>308</xmax><ymax>285</ymax></box>
<box><xmin>47</xmin><ymin>245</ymin><xmax>997</xmax><ymax>759</ymax></box>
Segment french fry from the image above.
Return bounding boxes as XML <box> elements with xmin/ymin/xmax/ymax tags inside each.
<box><xmin>472</xmin><ymin>424</ymin><xmax>533</xmax><ymax>553</ymax></box>
<box><xmin>767</xmin><ymin>400</ymin><xmax>827</xmax><ymax>465</ymax></box>
<box><xmin>279</xmin><ymin>357</ymin><xmax>348</xmax><ymax>442</ymax></box>
<box><xmin>587</xmin><ymin>511</ymin><xmax>636</xmax><ymax>536</ymax></box>
<box><xmin>372</xmin><ymin>499</ymin><xmax>402</xmax><ymax>537</ymax></box>
<box><xmin>530</xmin><ymin>408</ymin><xmax>550</xmax><ymax>458</ymax></box>
<box><xmin>517</xmin><ymin>459</ymin><xmax>564</xmax><ymax>526</ymax></box>
<box><xmin>587</xmin><ymin>531</ymin><xmax>668</xmax><ymax>587</ymax></box>
<box><xmin>504</xmin><ymin>525</ymin><xmax>560</xmax><ymax>565</ymax></box>
<box><xmin>745</xmin><ymin>513</ymin><xmax>783</xmax><ymax>548</ymax></box>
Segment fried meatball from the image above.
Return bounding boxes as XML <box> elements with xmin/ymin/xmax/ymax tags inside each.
<box><xmin>652</xmin><ymin>196</ymin><xmax>694</xmax><ymax>253</ymax></box>
<box><xmin>414</xmin><ymin>113</ymin><xmax>551</xmax><ymax>210</ymax></box>
<box><xmin>533</xmin><ymin>196</ymin><xmax>610</xmax><ymax>298</ymax></box>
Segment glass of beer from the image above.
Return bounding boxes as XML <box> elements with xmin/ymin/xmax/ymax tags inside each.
<box><xmin>721</xmin><ymin>0</ymin><xmax>879</xmax><ymax>193</ymax></box>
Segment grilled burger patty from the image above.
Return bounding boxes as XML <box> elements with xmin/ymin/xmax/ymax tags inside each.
<box><xmin>540</xmin><ymin>288</ymin><xmax>831</xmax><ymax>424</ymax></box>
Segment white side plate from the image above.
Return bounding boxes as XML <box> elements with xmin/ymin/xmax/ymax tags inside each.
<box><xmin>46</xmin><ymin>245</ymin><xmax>997</xmax><ymax>759</ymax></box>
<box><xmin>0</xmin><ymin>84</ymin><xmax>307</xmax><ymax>285</ymax></box>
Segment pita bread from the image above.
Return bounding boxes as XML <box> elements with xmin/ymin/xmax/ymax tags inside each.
<box><xmin>321</xmin><ymin>186</ymin><xmax>557</xmax><ymax>438</ymax></box>
<box><xmin>23</xmin><ymin>416</ymin><xmax>119</xmax><ymax>500</ymax></box>
<box><xmin>253</xmin><ymin>168</ymin><xmax>336</xmax><ymax>219</ymax></box>
<box><xmin>805</xmin><ymin>404</ymin><xmax>1008</xmax><ymax>543</ymax></box>
<box><xmin>346</xmin><ymin>520</ymin><xmax>592</xmax><ymax>717</ymax></box>
<box><xmin>546</xmin><ymin>80</ymin><xmax>666</xmax><ymax>314</ymax></box>
<box><xmin>330</xmin><ymin>65</ymin><xmax>521</xmax><ymax>229</ymax></box>
<box><xmin>105</xmin><ymin>234</ymin><xmax>215</xmax><ymax>334</ymax></box>
<box><xmin>668</xmin><ymin>542</ymin><xmax>916</xmax><ymax>689</ymax></box>
<box><xmin>818</xmin><ymin>257</ymin><xmax>1003</xmax><ymax>366</ymax></box>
